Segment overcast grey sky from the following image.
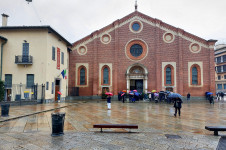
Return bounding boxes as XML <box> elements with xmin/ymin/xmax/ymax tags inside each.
<box><xmin>1</xmin><ymin>0</ymin><xmax>226</xmax><ymax>44</ymax></box>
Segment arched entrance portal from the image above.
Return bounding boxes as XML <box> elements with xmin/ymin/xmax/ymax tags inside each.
<box><xmin>126</xmin><ymin>64</ymin><xmax>148</xmax><ymax>93</ymax></box>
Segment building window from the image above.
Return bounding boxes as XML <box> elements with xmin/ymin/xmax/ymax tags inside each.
<box><xmin>130</xmin><ymin>20</ymin><xmax>143</xmax><ymax>33</ymax></box>
<box><xmin>46</xmin><ymin>82</ymin><xmax>49</xmax><ymax>90</ymax></box>
<box><xmin>223</xmin><ymin>55</ymin><xmax>226</xmax><ymax>62</ymax></box>
<box><xmin>126</xmin><ymin>39</ymin><xmax>148</xmax><ymax>61</ymax></box>
<box><xmin>80</xmin><ymin>68</ymin><xmax>85</xmax><ymax>85</ymax></box>
<box><xmin>22</xmin><ymin>43</ymin><xmax>29</xmax><ymax>62</ymax></box>
<box><xmin>52</xmin><ymin>47</ymin><xmax>55</xmax><ymax>60</ymax></box>
<box><xmin>217</xmin><ymin>66</ymin><xmax>222</xmax><ymax>73</ymax></box>
<box><xmin>27</xmin><ymin>74</ymin><xmax>34</xmax><ymax>88</ymax></box>
<box><xmin>52</xmin><ymin>82</ymin><xmax>54</xmax><ymax>94</ymax></box>
<box><xmin>61</xmin><ymin>52</ymin><xmax>64</xmax><ymax>64</ymax></box>
<box><xmin>166</xmin><ymin>67</ymin><xmax>172</xmax><ymax>84</ymax></box>
<box><xmin>192</xmin><ymin>67</ymin><xmax>198</xmax><ymax>84</ymax></box>
<box><xmin>216</xmin><ymin>56</ymin><xmax>221</xmax><ymax>63</ymax></box>
<box><xmin>132</xmin><ymin>23</ymin><xmax>140</xmax><ymax>31</ymax></box>
<box><xmin>190</xmin><ymin>64</ymin><xmax>201</xmax><ymax>86</ymax></box>
<box><xmin>101</xmin><ymin>65</ymin><xmax>110</xmax><ymax>85</ymax></box>
<box><xmin>224</xmin><ymin>75</ymin><xmax>226</xmax><ymax>79</ymax></box>
<box><xmin>164</xmin><ymin>65</ymin><xmax>174</xmax><ymax>86</ymax></box>
<box><xmin>103</xmin><ymin>67</ymin><xmax>109</xmax><ymax>84</ymax></box>
<box><xmin>223</xmin><ymin>65</ymin><xmax>226</xmax><ymax>72</ymax></box>
<box><xmin>130</xmin><ymin>44</ymin><xmax>143</xmax><ymax>57</ymax></box>
<box><xmin>218</xmin><ymin>75</ymin><xmax>221</xmax><ymax>80</ymax></box>
<box><xmin>224</xmin><ymin>84</ymin><xmax>226</xmax><ymax>89</ymax></box>
<box><xmin>5</xmin><ymin>74</ymin><xmax>12</xmax><ymax>88</ymax></box>
<box><xmin>217</xmin><ymin>84</ymin><xmax>222</xmax><ymax>90</ymax></box>
<box><xmin>77</xmin><ymin>66</ymin><xmax>87</xmax><ymax>86</ymax></box>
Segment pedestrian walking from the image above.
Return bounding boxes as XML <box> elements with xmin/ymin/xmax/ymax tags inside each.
<box><xmin>107</xmin><ymin>95</ymin><xmax>111</xmax><ymax>110</ymax></box>
<box><xmin>187</xmin><ymin>93</ymin><xmax>190</xmax><ymax>102</ymax></box>
<box><xmin>216</xmin><ymin>92</ymin><xmax>220</xmax><ymax>101</ymax></box>
<box><xmin>173</xmin><ymin>97</ymin><xmax>183</xmax><ymax>117</ymax></box>
<box><xmin>118</xmin><ymin>92</ymin><xmax>121</xmax><ymax>101</ymax></box>
<box><xmin>151</xmin><ymin>93</ymin><xmax>154</xmax><ymax>101</ymax></box>
<box><xmin>121</xmin><ymin>93</ymin><xmax>125</xmax><ymax>103</ymax></box>
<box><xmin>209</xmin><ymin>94</ymin><xmax>214</xmax><ymax>104</ymax></box>
<box><xmin>220</xmin><ymin>92</ymin><xmax>224</xmax><ymax>101</ymax></box>
<box><xmin>148</xmin><ymin>93</ymin><xmax>151</xmax><ymax>101</ymax></box>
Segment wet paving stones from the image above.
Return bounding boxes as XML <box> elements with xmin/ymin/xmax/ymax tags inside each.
<box><xmin>0</xmin><ymin>100</ymin><xmax>225</xmax><ymax>149</ymax></box>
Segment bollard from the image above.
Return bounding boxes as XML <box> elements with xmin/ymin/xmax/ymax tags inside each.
<box><xmin>1</xmin><ymin>104</ymin><xmax>10</xmax><ymax>117</ymax></box>
<box><xmin>51</xmin><ymin>112</ymin><xmax>65</xmax><ymax>136</ymax></box>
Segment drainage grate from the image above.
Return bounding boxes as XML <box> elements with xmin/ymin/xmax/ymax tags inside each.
<box><xmin>165</xmin><ymin>134</ymin><xmax>182</xmax><ymax>139</ymax></box>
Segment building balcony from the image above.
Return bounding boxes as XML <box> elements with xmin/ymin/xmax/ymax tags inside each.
<box><xmin>15</xmin><ymin>55</ymin><xmax>33</xmax><ymax>64</ymax></box>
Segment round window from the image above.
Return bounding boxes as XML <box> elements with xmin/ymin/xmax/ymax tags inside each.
<box><xmin>130</xmin><ymin>44</ymin><xmax>143</xmax><ymax>57</ymax></box>
<box><xmin>132</xmin><ymin>23</ymin><xmax>140</xmax><ymax>31</ymax></box>
<box><xmin>125</xmin><ymin>39</ymin><xmax>148</xmax><ymax>61</ymax></box>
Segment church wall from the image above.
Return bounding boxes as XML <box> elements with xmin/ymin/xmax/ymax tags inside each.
<box><xmin>70</xmin><ymin>12</ymin><xmax>216</xmax><ymax>97</ymax></box>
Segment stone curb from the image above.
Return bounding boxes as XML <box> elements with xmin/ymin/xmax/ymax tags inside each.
<box><xmin>0</xmin><ymin>103</ymin><xmax>76</xmax><ymax>123</ymax></box>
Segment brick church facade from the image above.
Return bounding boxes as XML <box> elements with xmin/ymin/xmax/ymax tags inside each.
<box><xmin>69</xmin><ymin>10</ymin><xmax>217</xmax><ymax>97</ymax></box>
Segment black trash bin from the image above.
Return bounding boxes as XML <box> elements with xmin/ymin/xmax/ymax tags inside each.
<box><xmin>51</xmin><ymin>112</ymin><xmax>65</xmax><ymax>136</ymax></box>
<box><xmin>1</xmin><ymin>104</ymin><xmax>10</xmax><ymax>117</ymax></box>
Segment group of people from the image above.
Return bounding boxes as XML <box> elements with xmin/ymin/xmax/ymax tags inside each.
<box><xmin>118</xmin><ymin>91</ymin><xmax>147</xmax><ymax>103</ymax></box>
<box><xmin>109</xmin><ymin>93</ymin><xmax>183</xmax><ymax>117</ymax></box>
<box><xmin>148</xmin><ymin>91</ymin><xmax>171</xmax><ymax>103</ymax></box>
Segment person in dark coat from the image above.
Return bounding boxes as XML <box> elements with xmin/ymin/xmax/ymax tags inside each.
<box><xmin>151</xmin><ymin>93</ymin><xmax>154</xmax><ymax>101</ymax></box>
<box><xmin>107</xmin><ymin>95</ymin><xmax>111</xmax><ymax>110</ymax></box>
<box><xmin>118</xmin><ymin>92</ymin><xmax>122</xmax><ymax>101</ymax></box>
<box><xmin>122</xmin><ymin>93</ymin><xmax>125</xmax><ymax>103</ymax></box>
<box><xmin>209</xmin><ymin>94</ymin><xmax>214</xmax><ymax>104</ymax></box>
<box><xmin>187</xmin><ymin>93</ymin><xmax>190</xmax><ymax>102</ymax></box>
<box><xmin>220</xmin><ymin>92</ymin><xmax>224</xmax><ymax>101</ymax></box>
<box><xmin>174</xmin><ymin>97</ymin><xmax>183</xmax><ymax>117</ymax></box>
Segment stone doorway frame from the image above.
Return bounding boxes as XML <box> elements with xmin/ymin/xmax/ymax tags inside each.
<box><xmin>126</xmin><ymin>63</ymin><xmax>148</xmax><ymax>93</ymax></box>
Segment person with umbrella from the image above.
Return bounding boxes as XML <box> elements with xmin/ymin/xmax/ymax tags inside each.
<box><xmin>173</xmin><ymin>97</ymin><xmax>183</xmax><ymax>117</ymax></box>
<box><xmin>207</xmin><ymin>92</ymin><xmax>214</xmax><ymax>104</ymax></box>
<box><xmin>121</xmin><ymin>92</ymin><xmax>125</xmax><ymax>103</ymax></box>
<box><xmin>105</xmin><ymin>92</ymin><xmax>113</xmax><ymax>110</ymax></box>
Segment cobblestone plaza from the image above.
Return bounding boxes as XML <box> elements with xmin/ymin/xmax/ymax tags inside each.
<box><xmin>0</xmin><ymin>100</ymin><xmax>224</xmax><ymax>149</ymax></box>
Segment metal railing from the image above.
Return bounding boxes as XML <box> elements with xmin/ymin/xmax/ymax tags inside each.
<box><xmin>15</xmin><ymin>55</ymin><xmax>33</xmax><ymax>64</ymax></box>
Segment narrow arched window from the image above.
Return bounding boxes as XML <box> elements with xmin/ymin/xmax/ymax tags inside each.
<box><xmin>192</xmin><ymin>67</ymin><xmax>198</xmax><ymax>84</ymax></box>
<box><xmin>166</xmin><ymin>67</ymin><xmax>172</xmax><ymax>84</ymax></box>
<box><xmin>80</xmin><ymin>68</ymin><xmax>85</xmax><ymax>85</ymax></box>
<box><xmin>103</xmin><ymin>67</ymin><xmax>109</xmax><ymax>84</ymax></box>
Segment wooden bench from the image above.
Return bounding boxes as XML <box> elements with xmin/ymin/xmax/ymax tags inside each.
<box><xmin>205</xmin><ymin>126</ymin><xmax>226</xmax><ymax>136</ymax></box>
<box><xmin>93</xmin><ymin>124</ymin><xmax>138</xmax><ymax>132</ymax></box>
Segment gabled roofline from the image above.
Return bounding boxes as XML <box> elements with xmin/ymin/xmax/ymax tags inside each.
<box><xmin>0</xmin><ymin>26</ymin><xmax>72</xmax><ymax>46</ymax></box>
<box><xmin>72</xmin><ymin>11</ymin><xmax>217</xmax><ymax>48</ymax></box>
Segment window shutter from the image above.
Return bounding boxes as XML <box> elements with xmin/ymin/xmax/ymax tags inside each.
<box><xmin>5</xmin><ymin>74</ymin><xmax>12</xmax><ymax>88</ymax></box>
<box><xmin>52</xmin><ymin>82</ymin><xmax>54</xmax><ymax>94</ymax></box>
<box><xmin>46</xmin><ymin>82</ymin><xmax>49</xmax><ymax>90</ymax></box>
<box><xmin>27</xmin><ymin>74</ymin><xmax>34</xmax><ymax>88</ymax></box>
<box><xmin>61</xmin><ymin>52</ymin><xmax>64</xmax><ymax>64</ymax></box>
<box><xmin>52</xmin><ymin>47</ymin><xmax>55</xmax><ymax>60</ymax></box>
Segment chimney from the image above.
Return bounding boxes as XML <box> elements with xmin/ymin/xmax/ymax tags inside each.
<box><xmin>2</xmin><ymin>13</ymin><xmax>9</xmax><ymax>26</ymax></box>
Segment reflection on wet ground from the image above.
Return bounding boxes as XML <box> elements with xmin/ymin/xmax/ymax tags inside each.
<box><xmin>0</xmin><ymin>100</ymin><xmax>225</xmax><ymax>135</ymax></box>
<box><xmin>0</xmin><ymin>100</ymin><xmax>225</xmax><ymax>149</ymax></box>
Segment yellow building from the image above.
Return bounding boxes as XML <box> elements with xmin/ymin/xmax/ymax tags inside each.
<box><xmin>0</xmin><ymin>24</ymin><xmax>71</xmax><ymax>102</ymax></box>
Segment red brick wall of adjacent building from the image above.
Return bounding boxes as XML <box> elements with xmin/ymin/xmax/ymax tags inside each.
<box><xmin>69</xmin><ymin>11</ymin><xmax>216</xmax><ymax>97</ymax></box>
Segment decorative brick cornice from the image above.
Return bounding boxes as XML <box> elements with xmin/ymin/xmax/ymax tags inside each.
<box><xmin>72</xmin><ymin>11</ymin><xmax>216</xmax><ymax>50</ymax></box>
